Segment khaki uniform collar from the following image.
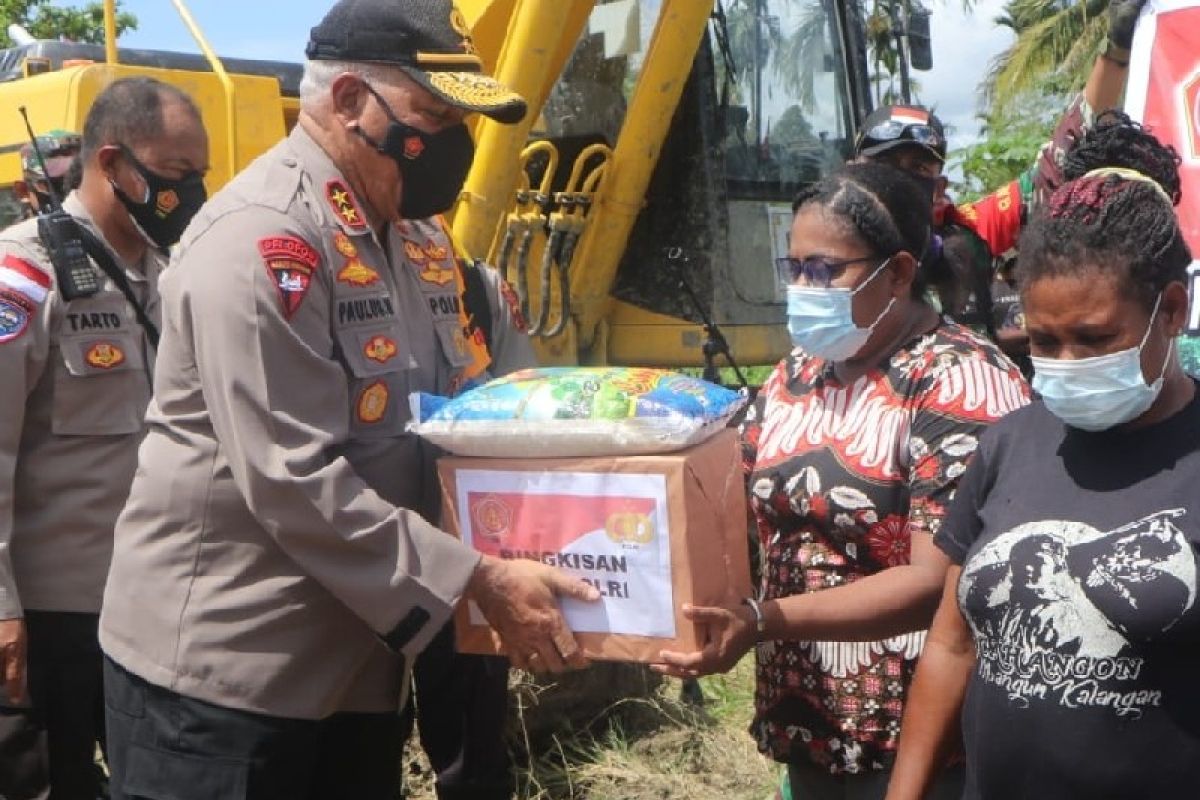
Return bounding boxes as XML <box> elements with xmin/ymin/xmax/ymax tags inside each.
<box><xmin>62</xmin><ymin>191</ymin><xmax>161</xmax><ymax>281</ymax></box>
<box><xmin>287</xmin><ymin>126</ymin><xmax>379</xmax><ymax>239</ymax></box>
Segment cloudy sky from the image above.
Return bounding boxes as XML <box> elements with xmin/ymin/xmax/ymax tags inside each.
<box><xmin>114</xmin><ymin>0</ymin><xmax>1015</xmax><ymax>159</ymax></box>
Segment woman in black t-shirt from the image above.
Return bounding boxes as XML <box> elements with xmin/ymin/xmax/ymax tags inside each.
<box><xmin>885</xmin><ymin>120</ymin><xmax>1200</xmax><ymax>800</ymax></box>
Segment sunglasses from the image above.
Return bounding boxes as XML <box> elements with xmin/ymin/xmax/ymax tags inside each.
<box><xmin>861</xmin><ymin>120</ymin><xmax>945</xmax><ymax>153</ymax></box>
<box><xmin>775</xmin><ymin>255</ymin><xmax>882</xmax><ymax>289</ymax></box>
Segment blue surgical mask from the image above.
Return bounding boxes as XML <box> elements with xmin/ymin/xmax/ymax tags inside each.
<box><xmin>1031</xmin><ymin>295</ymin><xmax>1171</xmax><ymax>432</ymax></box>
<box><xmin>786</xmin><ymin>258</ymin><xmax>896</xmax><ymax>361</ymax></box>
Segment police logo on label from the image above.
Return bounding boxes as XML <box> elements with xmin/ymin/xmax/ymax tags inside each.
<box><xmin>471</xmin><ymin>494</ymin><xmax>512</xmax><ymax>542</ymax></box>
<box><xmin>363</xmin><ymin>335</ymin><xmax>398</xmax><ymax>364</ymax></box>
<box><xmin>605</xmin><ymin>512</ymin><xmax>655</xmax><ymax>547</ymax></box>
<box><xmin>85</xmin><ymin>342</ymin><xmax>125</xmax><ymax>369</ymax></box>
<box><xmin>0</xmin><ymin>291</ymin><xmax>33</xmax><ymax>343</ymax></box>
<box><xmin>357</xmin><ymin>380</ymin><xmax>390</xmax><ymax>424</ymax></box>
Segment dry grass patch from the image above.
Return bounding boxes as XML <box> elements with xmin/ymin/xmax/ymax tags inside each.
<box><xmin>403</xmin><ymin>656</ymin><xmax>780</xmax><ymax>800</ymax></box>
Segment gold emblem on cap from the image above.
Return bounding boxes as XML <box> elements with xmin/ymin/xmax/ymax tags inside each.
<box><xmin>449</xmin><ymin>7</ymin><xmax>470</xmax><ymax>37</ymax></box>
<box><xmin>449</xmin><ymin>6</ymin><xmax>477</xmax><ymax>55</ymax></box>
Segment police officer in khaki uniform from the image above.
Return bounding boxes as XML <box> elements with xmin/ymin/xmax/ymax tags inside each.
<box><xmin>0</xmin><ymin>78</ymin><xmax>209</xmax><ymax>800</ymax></box>
<box><xmin>99</xmin><ymin>2</ymin><xmax>596</xmax><ymax>797</ymax></box>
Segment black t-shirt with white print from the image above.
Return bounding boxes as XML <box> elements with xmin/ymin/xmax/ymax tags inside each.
<box><xmin>936</xmin><ymin>384</ymin><xmax>1200</xmax><ymax>800</ymax></box>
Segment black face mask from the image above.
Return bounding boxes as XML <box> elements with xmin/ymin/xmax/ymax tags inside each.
<box><xmin>112</xmin><ymin>146</ymin><xmax>207</xmax><ymax>250</ymax></box>
<box><xmin>357</xmin><ymin>84</ymin><xmax>475</xmax><ymax>220</ymax></box>
<box><xmin>908</xmin><ymin>172</ymin><xmax>939</xmax><ymax>204</ymax></box>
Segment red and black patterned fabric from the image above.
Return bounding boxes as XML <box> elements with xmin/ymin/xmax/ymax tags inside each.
<box><xmin>739</xmin><ymin>320</ymin><xmax>1029</xmax><ymax>774</ymax></box>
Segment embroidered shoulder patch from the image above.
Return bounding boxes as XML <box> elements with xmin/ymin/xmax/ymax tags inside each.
<box><xmin>259</xmin><ymin>235</ymin><xmax>320</xmax><ymax>320</ymax></box>
<box><xmin>0</xmin><ymin>289</ymin><xmax>34</xmax><ymax>343</ymax></box>
<box><xmin>326</xmin><ymin>179</ymin><xmax>368</xmax><ymax>232</ymax></box>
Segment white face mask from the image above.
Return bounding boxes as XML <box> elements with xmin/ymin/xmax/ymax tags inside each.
<box><xmin>786</xmin><ymin>258</ymin><xmax>896</xmax><ymax>362</ymax></box>
<box><xmin>1031</xmin><ymin>294</ymin><xmax>1172</xmax><ymax>432</ymax></box>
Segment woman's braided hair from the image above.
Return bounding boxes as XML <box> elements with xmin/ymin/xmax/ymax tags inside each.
<box><xmin>792</xmin><ymin>162</ymin><xmax>934</xmax><ymax>298</ymax></box>
<box><xmin>1019</xmin><ymin>112</ymin><xmax>1190</xmax><ymax>309</ymax></box>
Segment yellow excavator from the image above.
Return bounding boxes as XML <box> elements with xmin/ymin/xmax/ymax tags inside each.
<box><xmin>0</xmin><ymin>0</ymin><xmax>914</xmax><ymax>375</ymax></box>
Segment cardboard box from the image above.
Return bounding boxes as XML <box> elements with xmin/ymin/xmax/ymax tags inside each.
<box><xmin>438</xmin><ymin>429</ymin><xmax>752</xmax><ymax>663</ymax></box>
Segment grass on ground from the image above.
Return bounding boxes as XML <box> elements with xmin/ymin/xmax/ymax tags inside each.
<box><xmin>402</xmin><ymin>656</ymin><xmax>780</xmax><ymax>800</ymax></box>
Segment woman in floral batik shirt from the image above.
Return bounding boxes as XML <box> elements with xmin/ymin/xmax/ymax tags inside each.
<box><xmin>656</xmin><ymin>162</ymin><xmax>1029</xmax><ymax>798</ymax></box>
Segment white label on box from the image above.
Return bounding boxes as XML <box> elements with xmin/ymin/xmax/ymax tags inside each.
<box><xmin>456</xmin><ymin>469</ymin><xmax>676</xmax><ymax>639</ymax></box>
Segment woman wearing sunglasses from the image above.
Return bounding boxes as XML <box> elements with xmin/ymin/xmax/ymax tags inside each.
<box><xmin>886</xmin><ymin>144</ymin><xmax>1198</xmax><ymax>799</ymax></box>
<box><xmin>655</xmin><ymin>162</ymin><xmax>1029</xmax><ymax>797</ymax></box>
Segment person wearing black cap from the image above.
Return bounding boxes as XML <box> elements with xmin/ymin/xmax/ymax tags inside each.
<box><xmin>97</xmin><ymin>2</ymin><xmax>597</xmax><ymax>799</ymax></box>
<box><xmin>853</xmin><ymin>0</ymin><xmax>1149</xmax><ymax>373</ymax></box>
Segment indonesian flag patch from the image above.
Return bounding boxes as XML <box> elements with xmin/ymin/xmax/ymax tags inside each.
<box><xmin>259</xmin><ymin>235</ymin><xmax>320</xmax><ymax>320</ymax></box>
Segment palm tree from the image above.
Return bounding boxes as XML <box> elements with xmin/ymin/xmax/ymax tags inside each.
<box><xmin>984</xmin><ymin>0</ymin><xmax>1111</xmax><ymax>114</ymax></box>
<box><xmin>722</xmin><ymin>0</ymin><xmax>925</xmax><ymax>112</ymax></box>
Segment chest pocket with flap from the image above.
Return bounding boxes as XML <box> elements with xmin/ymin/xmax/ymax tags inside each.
<box><xmin>334</xmin><ymin>290</ymin><xmax>415</xmax><ymax>439</ymax></box>
<box><xmin>52</xmin><ymin>293</ymin><xmax>150</xmax><ymax>436</ymax></box>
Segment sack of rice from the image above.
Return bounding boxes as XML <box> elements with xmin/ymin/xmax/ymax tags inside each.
<box><xmin>408</xmin><ymin>366</ymin><xmax>746</xmax><ymax>458</ymax></box>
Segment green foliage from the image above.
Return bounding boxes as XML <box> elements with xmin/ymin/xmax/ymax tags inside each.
<box><xmin>0</xmin><ymin>0</ymin><xmax>136</xmax><ymax>47</ymax></box>
<box><xmin>984</xmin><ymin>0</ymin><xmax>1108</xmax><ymax>115</ymax></box>
<box><xmin>949</xmin><ymin>79</ymin><xmax>1065</xmax><ymax>199</ymax></box>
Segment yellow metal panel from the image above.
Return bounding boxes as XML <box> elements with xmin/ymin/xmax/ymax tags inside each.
<box><xmin>605</xmin><ymin>301</ymin><xmax>792</xmax><ymax>367</ymax></box>
<box><xmin>451</xmin><ymin>0</ymin><xmax>594</xmax><ymax>259</ymax></box>
<box><xmin>565</xmin><ymin>0</ymin><xmax>716</xmax><ymax>352</ymax></box>
<box><xmin>0</xmin><ymin>64</ymin><xmax>287</xmax><ymax>193</ymax></box>
<box><xmin>0</xmin><ymin>69</ymin><xmax>83</xmax><ymax>185</ymax></box>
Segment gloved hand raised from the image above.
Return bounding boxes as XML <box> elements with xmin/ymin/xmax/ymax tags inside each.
<box><xmin>1108</xmin><ymin>0</ymin><xmax>1150</xmax><ymax>51</ymax></box>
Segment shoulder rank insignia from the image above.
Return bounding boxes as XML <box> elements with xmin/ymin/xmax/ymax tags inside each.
<box><xmin>334</xmin><ymin>233</ymin><xmax>380</xmax><ymax>288</ymax></box>
<box><xmin>326</xmin><ymin>179</ymin><xmax>368</xmax><ymax>232</ymax></box>
<box><xmin>259</xmin><ymin>235</ymin><xmax>320</xmax><ymax>320</ymax></box>
<box><xmin>85</xmin><ymin>342</ymin><xmax>125</xmax><ymax>369</ymax></box>
<box><xmin>357</xmin><ymin>380</ymin><xmax>390</xmax><ymax>424</ymax></box>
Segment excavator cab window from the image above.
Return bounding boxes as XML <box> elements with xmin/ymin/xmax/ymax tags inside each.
<box><xmin>609</xmin><ymin>0</ymin><xmax>869</xmax><ymax>333</ymax></box>
<box><xmin>715</xmin><ymin>0</ymin><xmax>862</xmax><ymax>200</ymax></box>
